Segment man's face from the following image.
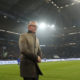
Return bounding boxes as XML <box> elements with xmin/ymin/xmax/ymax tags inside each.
<box><xmin>28</xmin><ymin>25</ymin><xmax>37</xmax><ymax>33</ymax></box>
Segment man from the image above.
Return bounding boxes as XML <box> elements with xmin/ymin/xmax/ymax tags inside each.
<box><xmin>19</xmin><ymin>21</ymin><xmax>43</xmax><ymax>80</ymax></box>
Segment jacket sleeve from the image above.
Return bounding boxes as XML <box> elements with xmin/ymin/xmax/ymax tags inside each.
<box><xmin>37</xmin><ymin>40</ymin><xmax>42</xmax><ymax>58</ymax></box>
<box><xmin>19</xmin><ymin>34</ymin><xmax>38</xmax><ymax>62</ymax></box>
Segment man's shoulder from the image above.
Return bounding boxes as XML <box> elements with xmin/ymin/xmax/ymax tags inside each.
<box><xmin>36</xmin><ymin>37</ymin><xmax>39</xmax><ymax>43</ymax></box>
<box><xmin>20</xmin><ymin>32</ymin><xmax>28</xmax><ymax>36</ymax></box>
<box><xmin>36</xmin><ymin>37</ymin><xmax>39</xmax><ymax>40</ymax></box>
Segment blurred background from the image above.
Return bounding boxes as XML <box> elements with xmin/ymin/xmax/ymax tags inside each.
<box><xmin>0</xmin><ymin>0</ymin><xmax>80</xmax><ymax>60</ymax></box>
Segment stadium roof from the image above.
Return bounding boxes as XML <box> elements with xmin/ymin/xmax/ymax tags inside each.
<box><xmin>0</xmin><ymin>0</ymin><xmax>80</xmax><ymax>33</ymax></box>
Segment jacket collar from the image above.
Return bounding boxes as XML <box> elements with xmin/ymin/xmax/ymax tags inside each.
<box><xmin>28</xmin><ymin>30</ymin><xmax>35</xmax><ymax>34</ymax></box>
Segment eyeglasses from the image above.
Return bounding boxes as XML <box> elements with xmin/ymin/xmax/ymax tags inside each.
<box><xmin>29</xmin><ymin>25</ymin><xmax>37</xmax><ymax>27</ymax></box>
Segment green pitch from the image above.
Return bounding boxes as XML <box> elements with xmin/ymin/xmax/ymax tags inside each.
<box><xmin>0</xmin><ymin>60</ymin><xmax>80</xmax><ymax>80</ymax></box>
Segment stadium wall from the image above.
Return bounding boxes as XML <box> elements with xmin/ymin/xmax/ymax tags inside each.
<box><xmin>0</xmin><ymin>58</ymin><xmax>80</xmax><ymax>65</ymax></box>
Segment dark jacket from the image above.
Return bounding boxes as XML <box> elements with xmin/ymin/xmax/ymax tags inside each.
<box><xmin>19</xmin><ymin>32</ymin><xmax>43</xmax><ymax>78</ymax></box>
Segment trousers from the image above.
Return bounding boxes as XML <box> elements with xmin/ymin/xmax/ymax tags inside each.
<box><xmin>24</xmin><ymin>76</ymin><xmax>39</xmax><ymax>80</ymax></box>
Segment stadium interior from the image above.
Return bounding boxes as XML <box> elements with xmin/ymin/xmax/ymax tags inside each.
<box><xmin>0</xmin><ymin>0</ymin><xmax>80</xmax><ymax>60</ymax></box>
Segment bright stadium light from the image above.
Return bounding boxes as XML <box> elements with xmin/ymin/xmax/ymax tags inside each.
<box><xmin>51</xmin><ymin>25</ymin><xmax>55</xmax><ymax>28</ymax></box>
<box><xmin>50</xmin><ymin>25</ymin><xmax>55</xmax><ymax>29</ymax></box>
<box><xmin>74</xmin><ymin>0</ymin><xmax>80</xmax><ymax>2</ymax></box>
<box><xmin>39</xmin><ymin>23</ymin><xmax>46</xmax><ymax>30</ymax></box>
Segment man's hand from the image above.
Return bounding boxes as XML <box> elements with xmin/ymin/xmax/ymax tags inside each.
<box><xmin>37</xmin><ymin>56</ymin><xmax>41</xmax><ymax>63</ymax></box>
